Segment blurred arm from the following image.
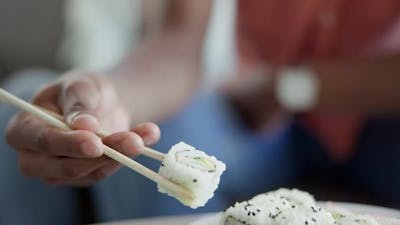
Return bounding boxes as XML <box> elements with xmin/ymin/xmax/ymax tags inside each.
<box><xmin>311</xmin><ymin>54</ymin><xmax>400</xmax><ymax>114</ymax></box>
<box><xmin>110</xmin><ymin>0</ymin><xmax>212</xmax><ymax>124</ymax></box>
<box><xmin>229</xmin><ymin>54</ymin><xmax>400</xmax><ymax>129</ymax></box>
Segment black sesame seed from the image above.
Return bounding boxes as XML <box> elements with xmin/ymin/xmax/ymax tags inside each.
<box><xmin>193</xmin><ymin>179</ymin><xmax>197</xmax><ymax>183</ymax></box>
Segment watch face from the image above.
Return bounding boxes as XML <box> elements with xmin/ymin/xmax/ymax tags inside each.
<box><xmin>276</xmin><ymin>67</ymin><xmax>319</xmax><ymax>112</ymax></box>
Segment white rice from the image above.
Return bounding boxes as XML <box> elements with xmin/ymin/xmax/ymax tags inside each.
<box><xmin>330</xmin><ymin>209</ymin><xmax>380</xmax><ymax>225</ymax></box>
<box><xmin>158</xmin><ymin>142</ymin><xmax>226</xmax><ymax>208</ymax></box>
<box><xmin>327</xmin><ymin>205</ymin><xmax>395</xmax><ymax>225</ymax></box>
<box><xmin>220</xmin><ymin>188</ymin><xmax>335</xmax><ymax>225</ymax></box>
<box><xmin>220</xmin><ymin>189</ymin><xmax>400</xmax><ymax>225</ymax></box>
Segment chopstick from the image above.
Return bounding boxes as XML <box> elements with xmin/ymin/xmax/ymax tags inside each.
<box><xmin>41</xmin><ymin>108</ymin><xmax>165</xmax><ymax>162</ymax></box>
<box><xmin>0</xmin><ymin>88</ymin><xmax>193</xmax><ymax>200</ymax></box>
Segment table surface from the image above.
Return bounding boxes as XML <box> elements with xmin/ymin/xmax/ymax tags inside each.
<box><xmin>93</xmin><ymin>213</ymin><xmax>213</xmax><ymax>225</ymax></box>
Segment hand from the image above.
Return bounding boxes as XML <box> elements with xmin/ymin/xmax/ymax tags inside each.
<box><xmin>5</xmin><ymin>70</ymin><xmax>160</xmax><ymax>186</ymax></box>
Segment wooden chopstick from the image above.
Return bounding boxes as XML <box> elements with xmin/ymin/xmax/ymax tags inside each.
<box><xmin>41</xmin><ymin>108</ymin><xmax>165</xmax><ymax>162</ymax></box>
<box><xmin>0</xmin><ymin>88</ymin><xmax>193</xmax><ymax>200</ymax></box>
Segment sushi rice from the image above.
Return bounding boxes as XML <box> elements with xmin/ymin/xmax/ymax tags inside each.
<box><xmin>220</xmin><ymin>188</ymin><xmax>335</xmax><ymax>225</ymax></box>
<box><xmin>220</xmin><ymin>189</ymin><xmax>399</xmax><ymax>225</ymax></box>
<box><xmin>158</xmin><ymin>142</ymin><xmax>226</xmax><ymax>208</ymax></box>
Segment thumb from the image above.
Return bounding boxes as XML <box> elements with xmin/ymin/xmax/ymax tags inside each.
<box><xmin>59</xmin><ymin>76</ymin><xmax>101</xmax><ymax>132</ymax></box>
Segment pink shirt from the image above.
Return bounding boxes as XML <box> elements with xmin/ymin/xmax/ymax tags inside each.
<box><xmin>236</xmin><ymin>0</ymin><xmax>400</xmax><ymax>160</ymax></box>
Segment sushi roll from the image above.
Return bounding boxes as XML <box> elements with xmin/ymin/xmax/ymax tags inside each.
<box><xmin>327</xmin><ymin>205</ymin><xmax>400</xmax><ymax>225</ymax></box>
<box><xmin>221</xmin><ymin>188</ymin><xmax>400</xmax><ymax>225</ymax></box>
<box><xmin>157</xmin><ymin>142</ymin><xmax>226</xmax><ymax>208</ymax></box>
<box><xmin>273</xmin><ymin>188</ymin><xmax>316</xmax><ymax>207</ymax></box>
<box><xmin>220</xmin><ymin>189</ymin><xmax>335</xmax><ymax>225</ymax></box>
<box><xmin>329</xmin><ymin>207</ymin><xmax>380</xmax><ymax>225</ymax></box>
<box><xmin>377</xmin><ymin>217</ymin><xmax>400</xmax><ymax>225</ymax></box>
<box><xmin>273</xmin><ymin>206</ymin><xmax>335</xmax><ymax>225</ymax></box>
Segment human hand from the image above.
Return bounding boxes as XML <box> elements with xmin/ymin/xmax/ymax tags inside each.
<box><xmin>6</xmin><ymin>70</ymin><xmax>160</xmax><ymax>186</ymax></box>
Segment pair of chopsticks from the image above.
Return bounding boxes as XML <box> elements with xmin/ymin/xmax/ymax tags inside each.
<box><xmin>0</xmin><ymin>88</ymin><xmax>193</xmax><ymax>200</ymax></box>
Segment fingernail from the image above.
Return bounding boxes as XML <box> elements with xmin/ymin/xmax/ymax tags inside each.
<box><xmin>81</xmin><ymin>141</ymin><xmax>103</xmax><ymax>157</ymax></box>
<box><xmin>66</xmin><ymin>112</ymin><xmax>98</xmax><ymax>125</ymax></box>
<box><xmin>74</xmin><ymin>114</ymin><xmax>98</xmax><ymax>124</ymax></box>
<box><xmin>142</xmin><ymin>135</ymin><xmax>152</xmax><ymax>146</ymax></box>
<box><xmin>66</xmin><ymin>111</ymin><xmax>80</xmax><ymax>124</ymax></box>
<box><xmin>142</xmin><ymin>131</ymin><xmax>159</xmax><ymax>146</ymax></box>
<box><xmin>138</xmin><ymin>131</ymin><xmax>151</xmax><ymax>146</ymax></box>
<box><xmin>68</xmin><ymin>113</ymin><xmax>99</xmax><ymax>131</ymax></box>
<box><xmin>122</xmin><ymin>137</ymin><xmax>143</xmax><ymax>155</ymax></box>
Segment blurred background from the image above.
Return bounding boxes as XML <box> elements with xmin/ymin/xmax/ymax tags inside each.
<box><xmin>0</xmin><ymin>0</ymin><xmax>399</xmax><ymax>224</ymax></box>
<box><xmin>0</xmin><ymin>0</ymin><xmax>236</xmax><ymax>86</ymax></box>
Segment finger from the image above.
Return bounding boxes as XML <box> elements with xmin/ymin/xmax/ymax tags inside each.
<box><xmin>19</xmin><ymin>152</ymin><xmax>109</xmax><ymax>180</ymax></box>
<box><xmin>31</xmin><ymin>83</ymin><xmax>62</xmax><ymax>113</ymax></box>
<box><xmin>102</xmin><ymin>131</ymin><xmax>144</xmax><ymax>157</ymax></box>
<box><xmin>100</xmin><ymin>107</ymin><xmax>130</xmax><ymax>133</ymax></box>
<box><xmin>46</xmin><ymin>162</ymin><xmax>121</xmax><ymax>187</ymax></box>
<box><xmin>6</xmin><ymin>114</ymin><xmax>103</xmax><ymax>157</ymax></box>
<box><xmin>37</xmin><ymin>129</ymin><xmax>104</xmax><ymax>158</ymax></box>
<box><xmin>59</xmin><ymin>75</ymin><xmax>102</xmax><ymax>132</ymax></box>
<box><xmin>131</xmin><ymin>123</ymin><xmax>161</xmax><ymax>146</ymax></box>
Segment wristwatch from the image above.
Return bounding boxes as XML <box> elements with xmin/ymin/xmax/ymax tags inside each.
<box><xmin>275</xmin><ymin>66</ymin><xmax>319</xmax><ymax>112</ymax></box>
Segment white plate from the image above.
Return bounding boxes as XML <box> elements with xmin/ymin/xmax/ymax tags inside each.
<box><xmin>189</xmin><ymin>202</ymin><xmax>400</xmax><ymax>225</ymax></box>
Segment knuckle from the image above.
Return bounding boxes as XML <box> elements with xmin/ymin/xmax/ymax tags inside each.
<box><xmin>61</xmin><ymin>78</ymin><xmax>98</xmax><ymax>112</ymax></box>
<box><xmin>31</xmin><ymin>82</ymin><xmax>58</xmax><ymax>103</ymax></box>
<box><xmin>36</xmin><ymin>127</ymin><xmax>64</xmax><ymax>155</ymax></box>
<box><xmin>35</xmin><ymin>127</ymin><xmax>51</xmax><ymax>152</ymax></box>
<box><xmin>63</xmin><ymin>80</ymin><xmax>86</xmax><ymax>95</ymax></box>
<box><xmin>61</xmin><ymin>162</ymin><xmax>83</xmax><ymax>178</ymax></box>
<box><xmin>63</xmin><ymin>75</ymin><xmax>97</xmax><ymax>96</ymax></box>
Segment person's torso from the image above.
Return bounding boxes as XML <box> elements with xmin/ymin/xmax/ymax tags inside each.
<box><xmin>234</xmin><ymin>0</ymin><xmax>400</xmax><ymax>160</ymax></box>
<box><xmin>236</xmin><ymin>0</ymin><xmax>400</xmax><ymax>65</ymax></box>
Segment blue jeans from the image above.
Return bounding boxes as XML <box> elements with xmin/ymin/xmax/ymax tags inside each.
<box><xmin>0</xmin><ymin>70</ymin><xmax>399</xmax><ymax>224</ymax></box>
